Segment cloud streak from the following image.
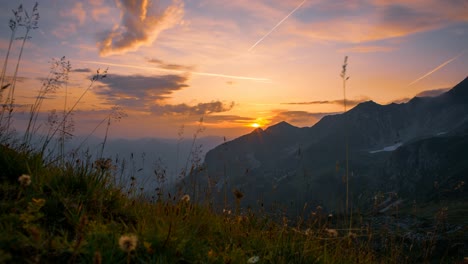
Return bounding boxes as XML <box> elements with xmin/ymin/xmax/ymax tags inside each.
<box><xmin>147</xmin><ymin>58</ymin><xmax>195</xmax><ymax>71</ymax></box>
<box><xmin>98</xmin><ymin>0</ymin><xmax>184</xmax><ymax>56</ymax></box>
<box><xmin>248</xmin><ymin>0</ymin><xmax>307</xmax><ymax>52</ymax></box>
<box><xmin>408</xmin><ymin>49</ymin><xmax>466</xmax><ymax>86</ymax></box>
<box><xmin>78</xmin><ymin>60</ymin><xmax>271</xmax><ymax>82</ymax></box>
<box><xmin>282</xmin><ymin>98</ymin><xmax>369</xmax><ymax>107</ymax></box>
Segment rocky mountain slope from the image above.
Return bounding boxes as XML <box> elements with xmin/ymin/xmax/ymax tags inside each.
<box><xmin>201</xmin><ymin>77</ymin><xmax>468</xmax><ymax>213</ymax></box>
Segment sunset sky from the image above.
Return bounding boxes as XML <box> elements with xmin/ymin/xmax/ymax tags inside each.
<box><xmin>0</xmin><ymin>0</ymin><xmax>467</xmax><ymax>139</ymax></box>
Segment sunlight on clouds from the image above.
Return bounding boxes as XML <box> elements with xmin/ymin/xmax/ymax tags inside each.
<box><xmin>98</xmin><ymin>0</ymin><xmax>184</xmax><ymax>56</ymax></box>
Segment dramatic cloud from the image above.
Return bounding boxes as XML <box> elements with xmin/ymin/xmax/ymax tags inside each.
<box><xmin>151</xmin><ymin>101</ymin><xmax>235</xmax><ymax>116</ymax></box>
<box><xmin>415</xmin><ymin>88</ymin><xmax>450</xmax><ymax>97</ymax></box>
<box><xmin>98</xmin><ymin>0</ymin><xmax>184</xmax><ymax>56</ymax></box>
<box><xmin>282</xmin><ymin>97</ymin><xmax>369</xmax><ymax>107</ymax></box>
<box><xmin>94</xmin><ymin>74</ymin><xmax>189</xmax><ymax>108</ymax></box>
<box><xmin>147</xmin><ymin>58</ymin><xmax>194</xmax><ymax>71</ymax></box>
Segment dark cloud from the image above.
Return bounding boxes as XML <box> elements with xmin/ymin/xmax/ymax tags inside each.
<box><xmin>415</xmin><ymin>88</ymin><xmax>449</xmax><ymax>97</ymax></box>
<box><xmin>98</xmin><ymin>0</ymin><xmax>184</xmax><ymax>56</ymax></box>
<box><xmin>282</xmin><ymin>98</ymin><xmax>368</xmax><ymax>107</ymax></box>
<box><xmin>4</xmin><ymin>76</ymin><xmax>28</xmax><ymax>83</ymax></box>
<box><xmin>151</xmin><ymin>101</ymin><xmax>235</xmax><ymax>116</ymax></box>
<box><xmin>94</xmin><ymin>74</ymin><xmax>189</xmax><ymax>108</ymax></box>
<box><xmin>147</xmin><ymin>58</ymin><xmax>194</xmax><ymax>71</ymax></box>
<box><xmin>72</xmin><ymin>68</ymin><xmax>92</xmax><ymax>73</ymax></box>
<box><xmin>271</xmin><ymin>111</ymin><xmax>338</xmax><ymax>125</ymax></box>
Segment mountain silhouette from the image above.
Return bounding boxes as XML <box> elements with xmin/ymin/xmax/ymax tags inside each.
<box><xmin>201</xmin><ymin>77</ymin><xmax>468</xmax><ymax>214</ymax></box>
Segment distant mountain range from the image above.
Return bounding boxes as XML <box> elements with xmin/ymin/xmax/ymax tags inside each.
<box><xmin>200</xmin><ymin>77</ymin><xmax>468</xmax><ymax>214</ymax></box>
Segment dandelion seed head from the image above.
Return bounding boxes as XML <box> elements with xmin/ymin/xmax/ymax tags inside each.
<box><xmin>118</xmin><ymin>234</ymin><xmax>138</xmax><ymax>252</ymax></box>
<box><xmin>18</xmin><ymin>174</ymin><xmax>31</xmax><ymax>187</ymax></box>
<box><xmin>247</xmin><ymin>256</ymin><xmax>260</xmax><ymax>263</ymax></box>
<box><xmin>180</xmin><ymin>194</ymin><xmax>190</xmax><ymax>202</ymax></box>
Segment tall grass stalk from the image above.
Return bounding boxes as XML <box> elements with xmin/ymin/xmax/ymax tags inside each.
<box><xmin>60</xmin><ymin>59</ymin><xmax>71</xmax><ymax>164</ymax></box>
<box><xmin>340</xmin><ymin>56</ymin><xmax>350</xmax><ymax>215</ymax></box>
<box><xmin>0</xmin><ymin>4</ymin><xmax>23</xmax><ymax>101</ymax></box>
<box><xmin>40</xmin><ymin>68</ymin><xmax>107</xmax><ymax>154</ymax></box>
<box><xmin>5</xmin><ymin>2</ymin><xmax>39</xmax><ymax>133</ymax></box>
<box><xmin>23</xmin><ymin>57</ymin><xmax>70</xmax><ymax>147</ymax></box>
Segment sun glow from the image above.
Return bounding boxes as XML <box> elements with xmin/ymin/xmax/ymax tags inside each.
<box><xmin>251</xmin><ymin>123</ymin><xmax>261</xmax><ymax>128</ymax></box>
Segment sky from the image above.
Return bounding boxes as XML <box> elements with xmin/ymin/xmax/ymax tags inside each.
<box><xmin>0</xmin><ymin>0</ymin><xmax>467</xmax><ymax>140</ymax></box>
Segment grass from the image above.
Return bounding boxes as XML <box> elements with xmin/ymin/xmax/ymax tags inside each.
<box><xmin>0</xmin><ymin>144</ymin><xmax>407</xmax><ymax>263</ymax></box>
<box><xmin>3</xmin><ymin>144</ymin><xmax>466</xmax><ymax>263</ymax></box>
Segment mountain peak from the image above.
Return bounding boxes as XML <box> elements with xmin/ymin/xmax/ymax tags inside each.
<box><xmin>265</xmin><ymin>121</ymin><xmax>297</xmax><ymax>133</ymax></box>
<box><xmin>445</xmin><ymin>76</ymin><xmax>468</xmax><ymax>99</ymax></box>
<box><xmin>349</xmin><ymin>100</ymin><xmax>381</xmax><ymax>113</ymax></box>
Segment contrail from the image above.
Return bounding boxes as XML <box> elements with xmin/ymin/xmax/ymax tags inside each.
<box><xmin>248</xmin><ymin>0</ymin><xmax>307</xmax><ymax>52</ymax></box>
<box><xmin>77</xmin><ymin>60</ymin><xmax>271</xmax><ymax>82</ymax></box>
<box><xmin>408</xmin><ymin>49</ymin><xmax>466</xmax><ymax>86</ymax></box>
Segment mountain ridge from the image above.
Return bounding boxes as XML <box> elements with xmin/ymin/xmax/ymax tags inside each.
<box><xmin>200</xmin><ymin>77</ymin><xmax>468</xmax><ymax>214</ymax></box>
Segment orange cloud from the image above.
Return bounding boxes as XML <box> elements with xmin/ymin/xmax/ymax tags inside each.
<box><xmin>98</xmin><ymin>0</ymin><xmax>184</xmax><ymax>56</ymax></box>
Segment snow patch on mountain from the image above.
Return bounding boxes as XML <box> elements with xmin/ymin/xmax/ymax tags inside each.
<box><xmin>369</xmin><ymin>142</ymin><xmax>403</xmax><ymax>154</ymax></box>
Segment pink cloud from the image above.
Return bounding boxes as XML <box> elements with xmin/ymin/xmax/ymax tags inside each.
<box><xmin>97</xmin><ymin>0</ymin><xmax>184</xmax><ymax>57</ymax></box>
<box><xmin>61</xmin><ymin>2</ymin><xmax>86</xmax><ymax>25</ymax></box>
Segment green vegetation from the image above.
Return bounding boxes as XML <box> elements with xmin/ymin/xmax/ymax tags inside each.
<box><xmin>0</xmin><ymin>145</ymin><xmax>410</xmax><ymax>263</ymax></box>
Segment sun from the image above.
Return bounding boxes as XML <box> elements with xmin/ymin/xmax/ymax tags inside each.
<box><xmin>251</xmin><ymin>123</ymin><xmax>261</xmax><ymax>128</ymax></box>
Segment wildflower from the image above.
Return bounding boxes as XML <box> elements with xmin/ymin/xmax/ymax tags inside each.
<box><xmin>207</xmin><ymin>249</ymin><xmax>214</xmax><ymax>258</ymax></box>
<box><xmin>180</xmin><ymin>194</ymin><xmax>190</xmax><ymax>202</ymax></box>
<box><xmin>32</xmin><ymin>198</ymin><xmax>46</xmax><ymax>207</ymax></box>
<box><xmin>233</xmin><ymin>188</ymin><xmax>244</xmax><ymax>200</ymax></box>
<box><xmin>223</xmin><ymin>209</ymin><xmax>232</xmax><ymax>215</ymax></box>
<box><xmin>118</xmin><ymin>234</ymin><xmax>138</xmax><ymax>252</ymax></box>
<box><xmin>325</xmin><ymin>228</ymin><xmax>338</xmax><ymax>237</ymax></box>
<box><xmin>143</xmin><ymin>241</ymin><xmax>153</xmax><ymax>254</ymax></box>
<box><xmin>18</xmin><ymin>174</ymin><xmax>31</xmax><ymax>187</ymax></box>
<box><xmin>247</xmin><ymin>256</ymin><xmax>260</xmax><ymax>263</ymax></box>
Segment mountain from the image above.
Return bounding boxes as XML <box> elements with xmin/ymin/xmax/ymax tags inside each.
<box><xmin>201</xmin><ymin>77</ymin><xmax>468</xmax><ymax>214</ymax></box>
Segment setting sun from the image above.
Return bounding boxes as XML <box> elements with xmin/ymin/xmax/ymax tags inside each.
<box><xmin>251</xmin><ymin>123</ymin><xmax>261</xmax><ymax>128</ymax></box>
